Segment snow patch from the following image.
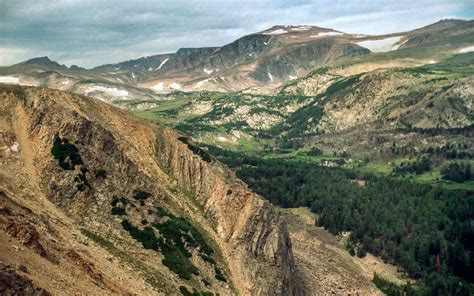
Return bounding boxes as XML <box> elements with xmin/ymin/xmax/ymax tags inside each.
<box><xmin>352</xmin><ymin>34</ymin><xmax>369</xmax><ymax>38</ymax></box>
<box><xmin>356</xmin><ymin>36</ymin><xmax>403</xmax><ymax>52</ymax></box>
<box><xmin>290</xmin><ymin>26</ymin><xmax>311</xmax><ymax>31</ymax></box>
<box><xmin>263</xmin><ymin>29</ymin><xmax>288</xmax><ymax>35</ymax></box>
<box><xmin>459</xmin><ymin>46</ymin><xmax>474</xmax><ymax>53</ymax></box>
<box><xmin>203</xmin><ymin>68</ymin><xmax>214</xmax><ymax>74</ymax></box>
<box><xmin>310</xmin><ymin>31</ymin><xmax>343</xmax><ymax>38</ymax></box>
<box><xmin>86</xmin><ymin>86</ymin><xmax>129</xmax><ymax>97</ymax></box>
<box><xmin>392</xmin><ymin>38</ymin><xmax>408</xmax><ymax>50</ymax></box>
<box><xmin>131</xmin><ymin>72</ymin><xmax>136</xmax><ymax>79</ymax></box>
<box><xmin>195</xmin><ymin>79</ymin><xmax>210</xmax><ymax>88</ymax></box>
<box><xmin>267</xmin><ymin>72</ymin><xmax>274</xmax><ymax>81</ymax></box>
<box><xmin>289</xmin><ymin>75</ymin><xmax>297</xmax><ymax>80</ymax></box>
<box><xmin>0</xmin><ymin>76</ymin><xmax>19</xmax><ymax>84</ymax></box>
<box><xmin>157</xmin><ymin>58</ymin><xmax>169</xmax><ymax>70</ymax></box>
<box><xmin>169</xmin><ymin>82</ymin><xmax>181</xmax><ymax>90</ymax></box>
<box><xmin>148</xmin><ymin>67</ymin><xmax>153</xmax><ymax>71</ymax></box>
<box><xmin>217</xmin><ymin>136</ymin><xmax>227</xmax><ymax>142</ymax></box>
<box><xmin>151</xmin><ymin>82</ymin><xmax>164</xmax><ymax>91</ymax></box>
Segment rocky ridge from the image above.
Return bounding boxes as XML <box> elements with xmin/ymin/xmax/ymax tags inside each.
<box><xmin>0</xmin><ymin>84</ymin><xmax>300</xmax><ymax>295</ymax></box>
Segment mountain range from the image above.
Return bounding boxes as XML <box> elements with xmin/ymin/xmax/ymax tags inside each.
<box><xmin>0</xmin><ymin>18</ymin><xmax>473</xmax><ymax>295</ymax></box>
<box><xmin>1</xmin><ymin>19</ymin><xmax>473</xmax><ymax>97</ymax></box>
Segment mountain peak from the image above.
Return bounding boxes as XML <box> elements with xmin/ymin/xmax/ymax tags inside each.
<box><xmin>417</xmin><ymin>18</ymin><xmax>468</xmax><ymax>31</ymax></box>
<box><xmin>16</xmin><ymin>56</ymin><xmax>68</xmax><ymax>70</ymax></box>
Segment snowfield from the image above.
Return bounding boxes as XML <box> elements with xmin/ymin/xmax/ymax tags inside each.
<box><xmin>203</xmin><ymin>68</ymin><xmax>214</xmax><ymax>74</ymax></box>
<box><xmin>459</xmin><ymin>46</ymin><xmax>474</xmax><ymax>53</ymax></box>
<box><xmin>169</xmin><ymin>82</ymin><xmax>181</xmax><ymax>90</ymax></box>
<box><xmin>263</xmin><ymin>29</ymin><xmax>288</xmax><ymax>35</ymax></box>
<box><xmin>151</xmin><ymin>82</ymin><xmax>165</xmax><ymax>91</ymax></box>
<box><xmin>86</xmin><ymin>86</ymin><xmax>129</xmax><ymax>97</ymax></box>
<box><xmin>311</xmin><ymin>31</ymin><xmax>343</xmax><ymax>37</ymax></box>
<box><xmin>290</xmin><ymin>26</ymin><xmax>311</xmax><ymax>31</ymax></box>
<box><xmin>196</xmin><ymin>79</ymin><xmax>208</xmax><ymax>88</ymax></box>
<box><xmin>356</xmin><ymin>36</ymin><xmax>403</xmax><ymax>52</ymax></box>
<box><xmin>0</xmin><ymin>76</ymin><xmax>20</xmax><ymax>84</ymax></box>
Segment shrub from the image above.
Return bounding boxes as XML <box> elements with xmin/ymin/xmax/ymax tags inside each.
<box><xmin>178</xmin><ymin>137</ymin><xmax>212</xmax><ymax>163</ymax></box>
<box><xmin>200</xmin><ymin>254</ymin><xmax>216</xmax><ymax>265</ymax></box>
<box><xmin>111</xmin><ymin>207</ymin><xmax>126</xmax><ymax>216</ymax></box>
<box><xmin>111</xmin><ymin>196</ymin><xmax>119</xmax><ymax>206</ymax></box>
<box><xmin>179</xmin><ymin>286</ymin><xmax>192</xmax><ymax>296</ymax></box>
<box><xmin>154</xmin><ymin>206</ymin><xmax>168</xmax><ymax>217</ymax></box>
<box><xmin>214</xmin><ymin>267</ymin><xmax>226</xmax><ymax>282</ymax></box>
<box><xmin>372</xmin><ymin>273</ymin><xmax>401</xmax><ymax>296</ymax></box>
<box><xmin>51</xmin><ymin>137</ymin><xmax>83</xmax><ymax>170</ymax></box>
<box><xmin>121</xmin><ymin>213</ymin><xmax>213</xmax><ymax>280</ymax></box>
<box><xmin>94</xmin><ymin>169</ymin><xmax>107</xmax><ymax>179</ymax></box>
<box><xmin>74</xmin><ymin>171</ymin><xmax>91</xmax><ymax>191</ymax></box>
<box><xmin>306</xmin><ymin>147</ymin><xmax>323</xmax><ymax>156</ymax></box>
<box><xmin>133</xmin><ymin>191</ymin><xmax>152</xmax><ymax>200</ymax></box>
<box><xmin>392</xmin><ymin>157</ymin><xmax>432</xmax><ymax>175</ymax></box>
<box><xmin>441</xmin><ymin>162</ymin><xmax>472</xmax><ymax>183</ymax></box>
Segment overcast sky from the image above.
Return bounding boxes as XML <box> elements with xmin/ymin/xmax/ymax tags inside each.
<box><xmin>1</xmin><ymin>0</ymin><xmax>473</xmax><ymax>68</ymax></box>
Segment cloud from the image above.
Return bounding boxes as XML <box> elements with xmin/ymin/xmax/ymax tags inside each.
<box><xmin>0</xmin><ymin>0</ymin><xmax>472</xmax><ymax>68</ymax></box>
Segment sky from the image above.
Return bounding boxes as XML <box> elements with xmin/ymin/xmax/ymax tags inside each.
<box><xmin>1</xmin><ymin>0</ymin><xmax>473</xmax><ymax>68</ymax></box>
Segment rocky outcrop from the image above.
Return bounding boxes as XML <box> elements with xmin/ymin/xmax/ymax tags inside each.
<box><xmin>155</xmin><ymin>130</ymin><xmax>300</xmax><ymax>295</ymax></box>
<box><xmin>0</xmin><ymin>262</ymin><xmax>51</xmax><ymax>296</ymax></box>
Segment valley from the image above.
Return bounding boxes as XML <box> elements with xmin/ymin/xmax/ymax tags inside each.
<box><xmin>0</xmin><ymin>17</ymin><xmax>473</xmax><ymax>295</ymax></box>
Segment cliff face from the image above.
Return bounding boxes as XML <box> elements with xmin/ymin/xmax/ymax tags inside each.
<box><xmin>155</xmin><ymin>129</ymin><xmax>299</xmax><ymax>295</ymax></box>
<box><xmin>0</xmin><ymin>84</ymin><xmax>300</xmax><ymax>295</ymax></box>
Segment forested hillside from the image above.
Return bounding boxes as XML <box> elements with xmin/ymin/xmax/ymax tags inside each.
<box><xmin>204</xmin><ymin>146</ymin><xmax>474</xmax><ymax>295</ymax></box>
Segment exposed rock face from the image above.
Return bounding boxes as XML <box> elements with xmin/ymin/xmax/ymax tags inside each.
<box><xmin>0</xmin><ymin>262</ymin><xmax>51</xmax><ymax>296</ymax></box>
<box><xmin>155</xmin><ymin>130</ymin><xmax>300</xmax><ymax>295</ymax></box>
<box><xmin>0</xmin><ymin>84</ymin><xmax>300</xmax><ymax>295</ymax></box>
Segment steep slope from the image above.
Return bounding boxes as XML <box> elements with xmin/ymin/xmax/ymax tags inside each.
<box><xmin>92</xmin><ymin>53</ymin><xmax>173</xmax><ymax>84</ymax></box>
<box><xmin>15</xmin><ymin>56</ymin><xmax>70</xmax><ymax>71</ymax></box>
<box><xmin>132</xmin><ymin>52</ymin><xmax>473</xmax><ymax>167</ymax></box>
<box><xmin>279</xmin><ymin>53</ymin><xmax>474</xmax><ymax>134</ymax></box>
<box><xmin>0</xmin><ymin>84</ymin><xmax>300</xmax><ymax>295</ymax></box>
<box><xmin>141</xmin><ymin>26</ymin><xmax>370</xmax><ymax>92</ymax></box>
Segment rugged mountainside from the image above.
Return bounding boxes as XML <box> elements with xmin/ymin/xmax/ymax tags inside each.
<box><xmin>92</xmin><ymin>53</ymin><xmax>173</xmax><ymax>84</ymax></box>
<box><xmin>3</xmin><ymin>19</ymin><xmax>471</xmax><ymax>98</ymax></box>
<box><xmin>0</xmin><ymin>84</ymin><xmax>300</xmax><ymax>295</ymax></box>
<box><xmin>131</xmin><ymin>53</ymin><xmax>473</xmax><ymax>159</ymax></box>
